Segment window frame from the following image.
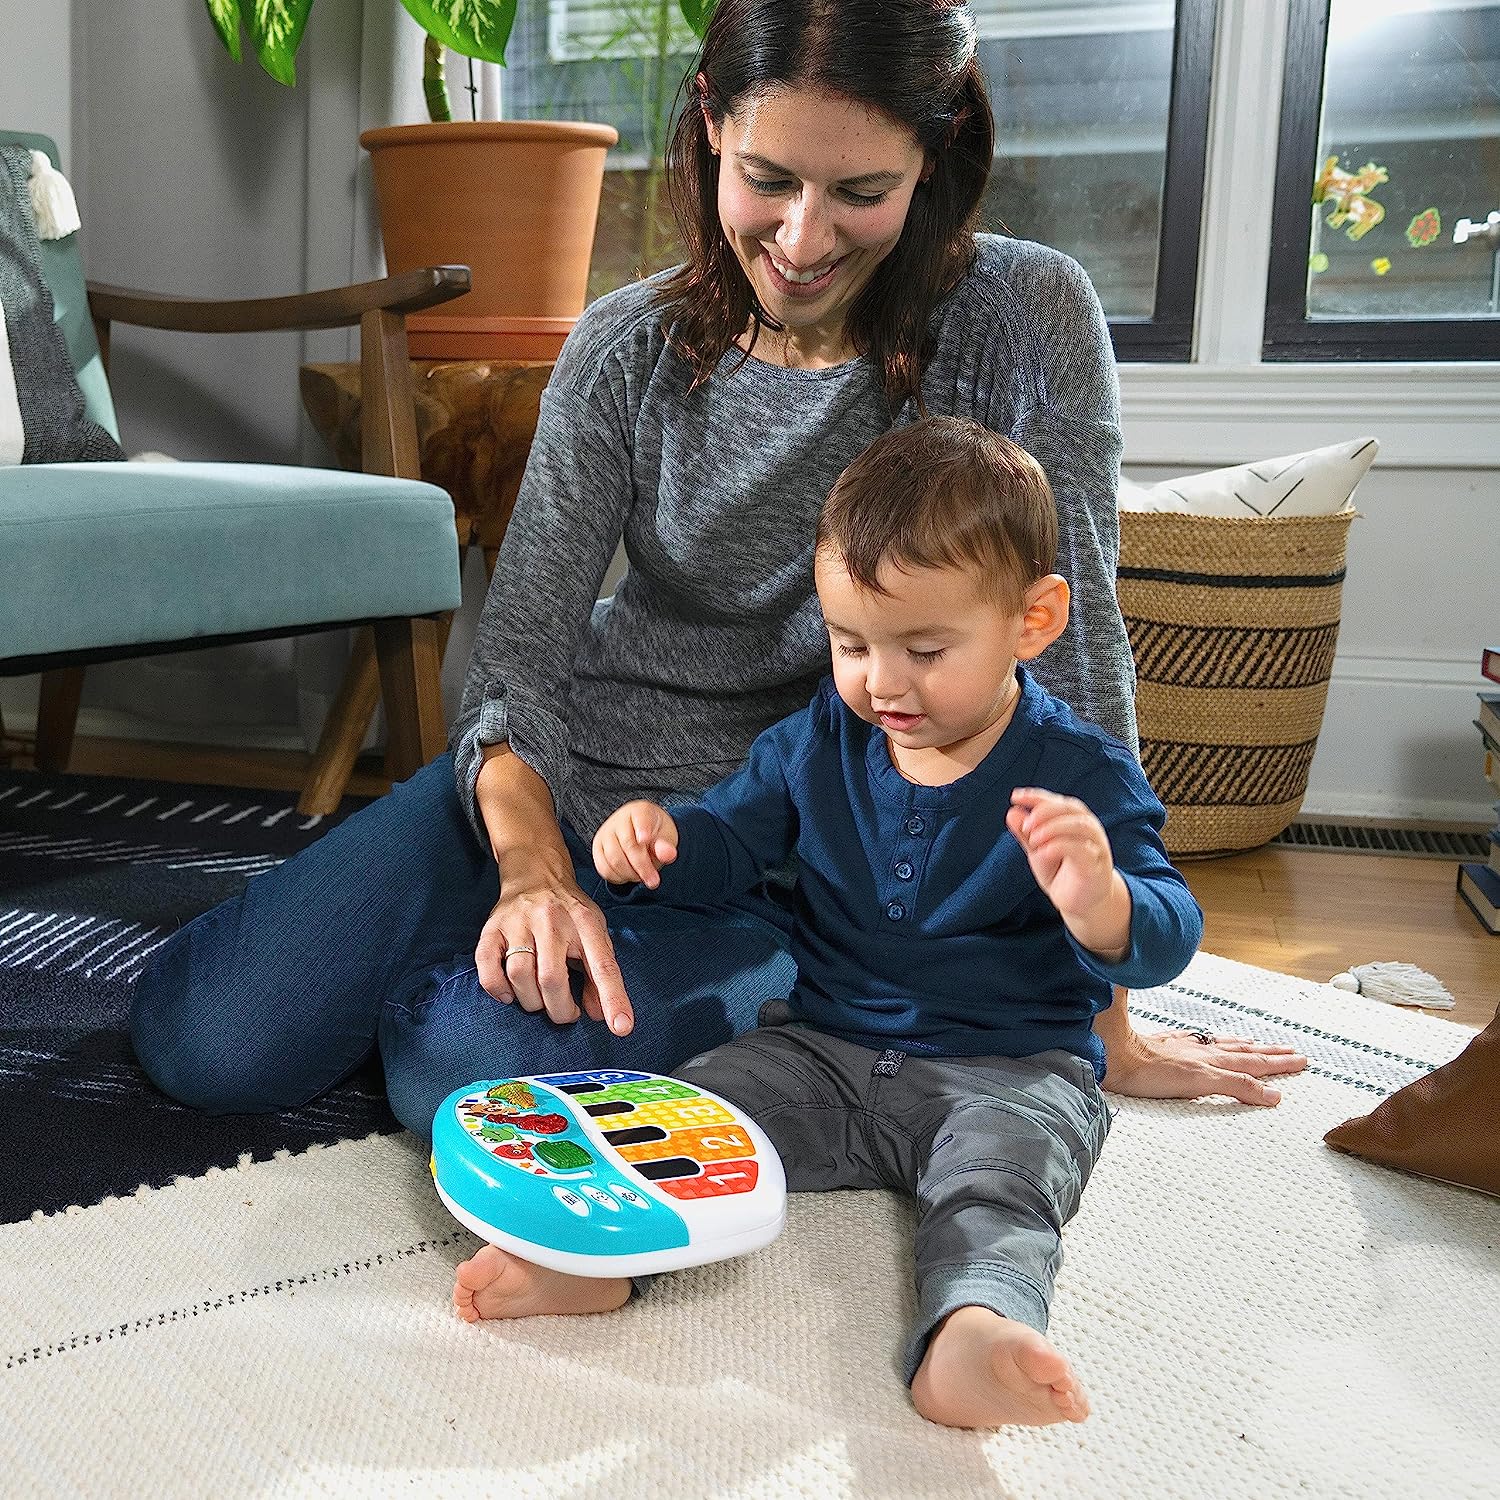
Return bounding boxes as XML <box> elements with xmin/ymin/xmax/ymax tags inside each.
<box><xmin>520</xmin><ymin>0</ymin><xmax>1220</xmax><ymax>358</ymax></box>
<box><xmin>1262</xmin><ymin>0</ymin><xmax>1500</xmax><ymax>361</ymax></box>
<box><xmin>1104</xmin><ymin>0</ymin><xmax>1219</xmax><ymax>361</ymax></box>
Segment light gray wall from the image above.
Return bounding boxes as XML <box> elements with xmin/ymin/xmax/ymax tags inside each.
<box><xmin>0</xmin><ymin>0</ymin><xmax>72</xmax><ymax>162</ymax></box>
<box><xmin>78</xmin><ymin>0</ymin><xmax>319</xmax><ymax>462</ymax></box>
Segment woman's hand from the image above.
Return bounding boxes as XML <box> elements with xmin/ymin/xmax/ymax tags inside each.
<box><xmin>592</xmin><ymin>801</ymin><xmax>679</xmax><ymax>889</ymax></box>
<box><xmin>1098</xmin><ymin>998</ymin><xmax>1307</xmax><ymax>1105</ymax></box>
<box><xmin>473</xmin><ymin>742</ymin><xmax>633</xmax><ymax>1037</ymax></box>
<box><xmin>475</xmin><ymin>861</ymin><xmax>634</xmax><ymax>1037</ymax></box>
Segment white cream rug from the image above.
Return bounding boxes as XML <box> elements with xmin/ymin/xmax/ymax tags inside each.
<box><xmin>5</xmin><ymin>953</ymin><xmax>1498</xmax><ymax>1499</ymax></box>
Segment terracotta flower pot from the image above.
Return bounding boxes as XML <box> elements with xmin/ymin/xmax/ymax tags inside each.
<box><xmin>361</xmin><ymin>120</ymin><xmax>620</xmax><ymax>360</ymax></box>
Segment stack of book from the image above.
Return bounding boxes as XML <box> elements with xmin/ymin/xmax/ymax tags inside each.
<box><xmin>1458</xmin><ymin>646</ymin><xmax>1500</xmax><ymax>934</ymax></box>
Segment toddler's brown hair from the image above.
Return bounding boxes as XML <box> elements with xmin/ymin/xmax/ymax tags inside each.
<box><xmin>816</xmin><ymin>416</ymin><xmax>1058</xmax><ymax>609</ymax></box>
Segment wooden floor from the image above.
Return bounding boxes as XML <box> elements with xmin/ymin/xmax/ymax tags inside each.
<box><xmin>10</xmin><ymin>733</ymin><xmax>1499</xmax><ymax>1031</ymax></box>
<box><xmin>1182</xmin><ymin>844</ymin><xmax>1496</xmax><ymax>1029</ymax></box>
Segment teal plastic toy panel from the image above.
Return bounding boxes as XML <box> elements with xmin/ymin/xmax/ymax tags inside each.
<box><xmin>431</xmin><ymin>1070</ymin><xmax>786</xmax><ymax>1277</ymax></box>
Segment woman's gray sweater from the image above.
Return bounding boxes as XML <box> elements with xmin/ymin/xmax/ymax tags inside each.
<box><xmin>452</xmin><ymin>234</ymin><xmax>1133</xmax><ymax>842</ymax></box>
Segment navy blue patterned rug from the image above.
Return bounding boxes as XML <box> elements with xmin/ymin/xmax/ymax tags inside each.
<box><xmin>0</xmin><ymin>768</ymin><xmax>399</xmax><ymax>1223</ymax></box>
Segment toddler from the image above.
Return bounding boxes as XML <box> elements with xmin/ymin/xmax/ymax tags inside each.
<box><xmin>453</xmin><ymin>415</ymin><xmax>1202</xmax><ymax>1429</ymax></box>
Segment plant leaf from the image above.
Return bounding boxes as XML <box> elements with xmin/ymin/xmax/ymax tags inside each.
<box><xmin>247</xmin><ymin>0</ymin><xmax>316</xmax><ymax>86</ymax></box>
<box><xmin>398</xmin><ymin>0</ymin><xmax>520</xmax><ymax>65</ymax></box>
<box><xmin>204</xmin><ymin>0</ymin><xmax>244</xmax><ymax>62</ymax></box>
<box><xmin>678</xmin><ymin>0</ymin><xmax>716</xmax><ymax>37</ymax></box>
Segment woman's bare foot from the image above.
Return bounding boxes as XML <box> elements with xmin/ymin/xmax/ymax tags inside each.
<box><xmin>452</xmin><ymin>1243</ymin><xmax>631</xmax><ymax>1323</ymax></box>
<box><xmin>910</xmin><ymin>1306</ymin><xmax>1090</xmax><ymax>1429</ymax></box>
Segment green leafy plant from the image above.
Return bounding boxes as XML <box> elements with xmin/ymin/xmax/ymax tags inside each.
<box><xmin>204</xmin><ymin>0</ymin><xmax>715</xmax><ymax>121</ymax></box>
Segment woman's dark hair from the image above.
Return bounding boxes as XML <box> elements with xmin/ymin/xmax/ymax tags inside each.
<box><xmin>655</xmin><ymin>0</ymin><xmax>994</xmax><ymax>413</ymax></box>
<box><xmin>817</xmin><ymin>416</ymin><xmax>1057</xmax><ymax>611</ymax></box>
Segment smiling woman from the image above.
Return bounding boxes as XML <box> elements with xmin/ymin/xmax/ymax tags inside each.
<box><xmin>131</xmin><ymin>0</ymin><xmax>1306</xmax><ymax>1235</ymax></box>
<box><xmin>658</xmin><ymin>0</ymin><xmax>993</xmax><ymax>394</ymax></box>
<box><xmin>701</xmin><ymin>94</ymin><xmax>928</xmax><ymax>368</ymax></box>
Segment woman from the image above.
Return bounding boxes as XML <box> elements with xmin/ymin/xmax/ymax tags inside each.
<box><xmin>131</xmin><ymin>0</ymin><xmax>1303</xmax><ymax>1136</ymax></box>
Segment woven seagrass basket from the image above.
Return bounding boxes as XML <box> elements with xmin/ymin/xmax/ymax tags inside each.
<box><xmin>1118</xmin><ymin>506</ymin><xmax>1356</xmax><ymax>859</ymax></box>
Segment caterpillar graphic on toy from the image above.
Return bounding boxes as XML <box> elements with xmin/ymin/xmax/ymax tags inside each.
<box><xmin>430</xmin><ymin>1070</ymin><xmax>787</xmax><ymax>1277</ymax></box>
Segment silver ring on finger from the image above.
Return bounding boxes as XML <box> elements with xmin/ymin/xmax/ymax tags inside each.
<box><xmin>1189</xmin><ymin>1027</ymin><xmax>1215</xmax><ymax>1045</ymax></box>
<box><xmin>502</xmin><ymin>945</ymin><xmax>537</xmax><ymax>966</ymax></box>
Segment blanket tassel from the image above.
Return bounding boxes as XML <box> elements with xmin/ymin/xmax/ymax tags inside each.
<box><xmin>1330</xmin><ymin>961</ymin><xmax>1456</xmax><ymax>1009</ymax></box>
<box><xmin>27</xmin><ymin>150</ymin><xmax>81</xmax><ymax>241</ymax></box>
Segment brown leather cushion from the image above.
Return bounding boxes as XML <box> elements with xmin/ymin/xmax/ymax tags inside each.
<box><xmin>1325</xmin><ymin>1006</ymin><xmax>1500</xmax><ymax>1196</ymax></box>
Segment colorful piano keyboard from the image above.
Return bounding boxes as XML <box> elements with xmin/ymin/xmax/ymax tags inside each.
<box><xmin>430</xmin><ymin>1070</ymin><xmax>786</xmax><ymax>1277</ymax></box>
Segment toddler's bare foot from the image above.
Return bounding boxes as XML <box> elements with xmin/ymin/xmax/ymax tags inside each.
<box><xmin>452</xmin><ymin>1243</ymin><xmax>631</xmax><ymax>1323</ymax></box>
<box><xmin>911</xmin><ymin>1305</ymin><xmax>1090</xmax><ymax>1429</ymax></box>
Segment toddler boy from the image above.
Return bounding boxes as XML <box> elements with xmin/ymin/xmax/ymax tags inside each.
<box><xmin>453</xmin><ymin>416</ymin><xmax>1202</xmax><ymax>1429</ymax></box>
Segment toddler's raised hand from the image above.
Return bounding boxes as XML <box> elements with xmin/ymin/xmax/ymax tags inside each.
<box><xmin>593</xmin><ymin>800</ymin><xmax>679</xmax><ymax>889</ymax></box>
<box><xmin>1007</xmin><ymin>788</ymin><xmax>1131</xmax><ymax>960</ymax></box>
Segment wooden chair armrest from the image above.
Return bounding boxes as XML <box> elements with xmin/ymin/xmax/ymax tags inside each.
<box><xmin>85</xmin><ymin>266</ymin><xmax>471</xmax><ymax>334</ymax></box>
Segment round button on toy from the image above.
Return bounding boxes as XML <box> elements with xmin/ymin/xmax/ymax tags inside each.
<box><xmin>430</xmin><ymin>1070</ymin><xmax>787</xmax><ymax>1277</ymax></box>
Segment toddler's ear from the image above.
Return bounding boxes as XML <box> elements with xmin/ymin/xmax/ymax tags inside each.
<box><xmin>1014</xmin><ymin>575</ymin><xmax>1070</xmax><ymax>660</ymax></box>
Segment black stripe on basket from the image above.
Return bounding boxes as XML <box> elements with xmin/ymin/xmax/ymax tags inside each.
<box><xmin>1117</xmin><ymin>566</ymin><xmax>1347</xmax><ymax>589</ymax></box>
<box><xmin>1126</xmin><ymin>620</ymin><xmax>1340</xmax><ymax>690</ymax></box>
<box><xmin>1142</xmin><ymin>739</ymin><xmax>1319</xmax><ymax>805</ymax></box>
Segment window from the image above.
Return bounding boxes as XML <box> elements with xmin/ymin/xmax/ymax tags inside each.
<box><xmin>546</xmin><ymin>0</ymin><xmax>699</xmax><ymax>63</ymax></box>
<box><xmin>503</xmin><ymin>0</ymin><xmax>1218</xmax><ymax>359</ymax></box>
<box><xmin>1264</xmin><ymin>0</ymin><xmax>1500</xmax><ymax>359</ymax></box>
<box><xmin>971</xmin><ymin>0</ymin><xmax>1216</xmax><ymax>357</ymax></box>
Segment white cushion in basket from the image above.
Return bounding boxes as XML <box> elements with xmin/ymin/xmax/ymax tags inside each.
<box><xmin>1119</xmin><ymin>436</ymin><xmax>1379</xmax><ymax>518</ymax></box>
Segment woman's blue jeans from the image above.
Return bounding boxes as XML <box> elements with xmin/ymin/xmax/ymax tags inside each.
<box><xmin>129</xmin><ymin>754</ymin><xmax>796</xmax><ymax>1140</ymax></box>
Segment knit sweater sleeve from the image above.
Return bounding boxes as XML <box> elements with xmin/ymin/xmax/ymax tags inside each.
<box><xmin>449</xmin><ymin>372</ymin><xmax>634</xmax><ymax>844</ymax></box>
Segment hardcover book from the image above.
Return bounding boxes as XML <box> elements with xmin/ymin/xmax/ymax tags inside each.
<box><xmin>1457</xmin><ymin>861</ymin><xmax>1500</xmax><ymax>935</ymax></box>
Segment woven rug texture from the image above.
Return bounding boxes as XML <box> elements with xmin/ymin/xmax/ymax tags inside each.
<box><xmin>0</xmin><ymin>769</ymin><xmax>397</xmax><ymax>1221</ymax></box>
<box><xmin>4</xmin><ymin>952</ymin><xmax>1497</xmax><ymax>1499</ymax></box>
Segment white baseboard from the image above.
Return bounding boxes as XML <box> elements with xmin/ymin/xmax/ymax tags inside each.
<box><xmin>0</xmin><ymin>699</ymin><xmax>308</xmax><ymax>756</ymax></box>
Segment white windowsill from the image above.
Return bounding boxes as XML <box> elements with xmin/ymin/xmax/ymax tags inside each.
<box><xmin>1119</xmin><ymin>361</ymin><xmax>1500</xmax><ymax>469</ymax></box>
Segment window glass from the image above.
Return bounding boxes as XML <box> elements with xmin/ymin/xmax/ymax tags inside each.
<box><xmin>973</xmin><ymin>2</ymin><xmax>1176</xmax><ymax>319</ymax></box>
<box><xmin>1307</xmin><ymin>0</ymin><xmax>1500</xmax><ymax>322</ymax></box>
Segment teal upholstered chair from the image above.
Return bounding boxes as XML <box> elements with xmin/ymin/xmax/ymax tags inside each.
<box><xmin>0</xmin><ymin>130</ymin><xmax>468</xmax><ymax>812</ymax></box>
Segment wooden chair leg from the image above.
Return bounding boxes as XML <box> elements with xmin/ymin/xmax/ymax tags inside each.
<box><xmin>298</xmin><ymin>610</ymin><xmax>456</xmax><ymax>816</ymax></box>
<box><xmin>297</xmin><ymin>629</ymin><xmax>381</xmax><ymax>816</ymax></box>
<box><xmin>373</xmin><ymin>616</ymin><xmax>446</xmax><ymax>783</ymax></box>
<box><xmin>380</xmin><ymin>547</ymin><xmax>465</xmax><ymax>782</ymax></box>
<box><xmin>35</xmin><ymin>667</ymin><xmax>86</xmax><ymax>773</ymax></box>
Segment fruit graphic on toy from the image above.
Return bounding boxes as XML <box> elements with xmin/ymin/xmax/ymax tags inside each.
<box><xmin>488</xmin><ymin>1081</ymin><xmax>537</xmax><ymax>1110</ymax></box>
<box><xmin>490</xmin><ymin>1139</ymin><xmax>535</xmax><ymax>1162</ymax></box>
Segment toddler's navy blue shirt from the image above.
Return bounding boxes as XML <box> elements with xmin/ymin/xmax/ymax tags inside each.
<box><xmin>632</xmin><ymin>669</ymin><xmax>1202</xmax><ymax>1076</ymax></box>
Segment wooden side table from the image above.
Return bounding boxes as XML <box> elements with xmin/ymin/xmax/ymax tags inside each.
<box><xmin>297</xmin><ymin>358</ymin><xmax>554</xmax><ymax>810</ymax></box>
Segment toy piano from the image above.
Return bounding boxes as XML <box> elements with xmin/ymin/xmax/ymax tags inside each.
<box><xmin>430</xmin><ymin>1069</ymin><xmax>786</xmax><ymax>1277</ymax></box>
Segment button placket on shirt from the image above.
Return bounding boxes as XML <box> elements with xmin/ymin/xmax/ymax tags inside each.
<box><xmin>884</xmin><ymin>808</ymin><xmax>930</xmax><ymax>923</ymax></box>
